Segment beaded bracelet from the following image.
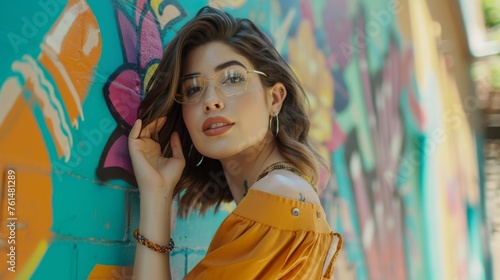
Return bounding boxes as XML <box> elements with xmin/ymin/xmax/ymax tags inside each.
<box><xmin>133</xmin><ymin>229</ymin><xmax>174</xmax><ymax>253</ymax></box>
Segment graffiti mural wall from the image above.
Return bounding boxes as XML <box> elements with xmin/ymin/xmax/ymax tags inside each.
<box><xmin>0</xmin><ymin>0</ymin><xmax>488</xmax><ymax>279</ymax></box>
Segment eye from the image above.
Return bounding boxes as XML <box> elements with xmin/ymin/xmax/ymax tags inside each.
<box><xmin>223</xmin><ymin>73</ymin><xmax>246</xmax><ymax>84</ymax></box>
<box><xmin>185</xmin><ymin>86</ymin><xmax>203</xmax><ymax>97</ymax></box>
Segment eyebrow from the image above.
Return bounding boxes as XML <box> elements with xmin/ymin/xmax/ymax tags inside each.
<box><xmin>214</xmin><ymin>60</ymin><xmax>247</xmax><ymax>72</ymax></box>
<box><xmin>183</xmin><ymin>60</ymin><xmax>247</xmax><ymax>77</ymax></box>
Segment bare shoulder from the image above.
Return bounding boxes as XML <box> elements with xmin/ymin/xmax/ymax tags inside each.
<box><xmin>251</xmin><ymin>170</ymin><xmax>321</xmax><ymax>204</ymax></box>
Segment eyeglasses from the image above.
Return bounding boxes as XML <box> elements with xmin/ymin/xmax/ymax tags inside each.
<box><xmin>175</xmin><ymin>66</ymin><xmax>267</xmax><ymax>104</ymax></box>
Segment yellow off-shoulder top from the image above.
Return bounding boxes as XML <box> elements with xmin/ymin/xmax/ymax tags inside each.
<box><xmin>185</xmin><ymin>182</ymin><xmax>342</xmax><ymax>279</ymax></box>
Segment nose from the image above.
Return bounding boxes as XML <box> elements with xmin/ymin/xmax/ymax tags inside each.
<box><xmin>203</xmin><ymin>84</ymin><xmax>224</xmax><ymax>112</ymax></box>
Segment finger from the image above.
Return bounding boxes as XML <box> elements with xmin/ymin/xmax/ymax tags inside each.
<box><xmin>129</xmin><ymin>119</ymin><xmax>142</xmax><ymax>139</ymax></box>
<box><xmin>141</xmin><ymin>116</ymin><xmax>167</xmax><ymax>137</ymax></box>
<box><xmin>170</xmin><ymin>131</ymin><xmax>185</xmax><ymax>160</ymax></box>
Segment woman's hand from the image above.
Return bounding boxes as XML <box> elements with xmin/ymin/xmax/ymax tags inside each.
<box><xmin>128</xmin><ymin>118</ymin><xmax>185</xmax><ymax>197</ymax></box>
<box><xmin>130</xmin><ymin>118</ymin><xmax>180</xmax><ymax>280</ymax></box>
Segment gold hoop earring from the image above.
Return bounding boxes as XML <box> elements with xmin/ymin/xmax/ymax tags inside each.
<box><xmin>196</xmin><ymin>155</ymin><xmax>204</xmax><ymax>166</ymax></box>
<box><xmin>188</xmin><ymin>144</ymin><xmax>194</xmax><ymax>157</ymax></box>
<box><xmin>189</xmin><ymin>144</ymin><xmax>204</xmax><ymax>166</ymax></box>
<box><xmin>275</xmin><ymin>112</ymin><xmax>279</xmax><ymax>136</ymax></box>
<box><xmin>269</xmin><ymin>112</ymin><xmax>279</xmax><ymax>137</ymax></box>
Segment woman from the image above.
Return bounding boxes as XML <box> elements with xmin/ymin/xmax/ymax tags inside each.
<box><xmin>129</xmin><ymin>6</ymin><xmax>342</xmax><ymax>280</ymax></box>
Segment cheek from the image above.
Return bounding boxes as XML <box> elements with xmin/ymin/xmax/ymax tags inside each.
<box><xmin>246</xmin><ymin>82</ymin><xmax>268</xmax><ymax>99</ymax></box>
<box><xmin>237</xmin><ymin>94</ymin><xmax>270</xmax><ymax>137</ymax></box>
<box><xmin>181</xmin><ymin>106</ymin><xmax>197</xmax><ymax>134</ymax></box>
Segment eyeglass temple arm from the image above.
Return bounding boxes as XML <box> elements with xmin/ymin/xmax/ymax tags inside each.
<box><xmin>248</xmin><ymin>70</ymin><xmax>267</xmax><ymax>77</ymax></box>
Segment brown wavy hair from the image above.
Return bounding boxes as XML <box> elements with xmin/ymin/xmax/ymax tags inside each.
<box><xmin>138</xmin><ymin>6</ymin><xmax>328</xmax><ymax>217</ymax></box>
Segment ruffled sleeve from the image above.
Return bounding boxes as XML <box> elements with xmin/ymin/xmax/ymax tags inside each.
<box><xmin>184</xmin><ymin>189</ymin><xmax>341</xmax><ymax>280</ymax></box>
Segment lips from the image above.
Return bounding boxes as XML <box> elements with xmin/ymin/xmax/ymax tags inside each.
<box><xmin>202</xmin><ymin>116</ymin><xmax>234</xmax><ymax>136</ymax></box>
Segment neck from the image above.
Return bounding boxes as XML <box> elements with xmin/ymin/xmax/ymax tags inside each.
<box><xmin>219</xmin><ymin>135</ymin><xmax>284</xmax><ymax>204</ymax></box>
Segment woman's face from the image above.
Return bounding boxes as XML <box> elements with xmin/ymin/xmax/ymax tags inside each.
<box><xmin>181</xmin><ymin>41</ymin><xmax>272</xmax><ymax>160</ymax></box>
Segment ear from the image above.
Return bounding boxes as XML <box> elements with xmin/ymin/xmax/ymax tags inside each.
<box><xmin>268</xmin><ymin>83</ymin><xmax>287</xmax><ymax>116</ymax></box>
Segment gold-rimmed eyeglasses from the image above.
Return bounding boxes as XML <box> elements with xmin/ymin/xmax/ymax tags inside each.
<box><xmin>174</xmin><ymin>66</ymin><xmax>267</xmax><ymax>104</ymax></box>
